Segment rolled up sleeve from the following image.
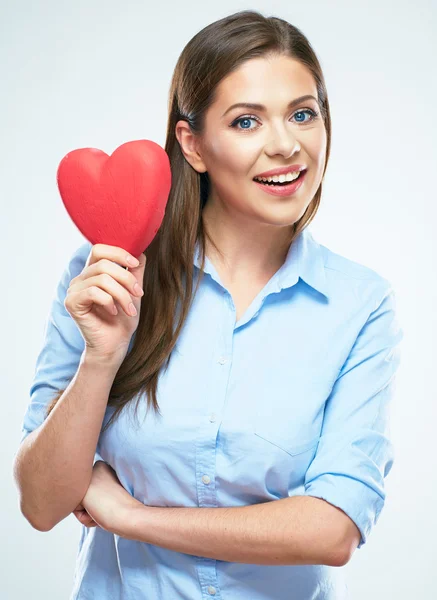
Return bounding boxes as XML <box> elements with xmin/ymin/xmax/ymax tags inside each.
<box><xmin>18</xmin><ymin>241</ymin><xmax>104</xmax><ymax>466</ymax></box>
<box><xmin>304</xmin><ymin>281</ymin><xmax>404</xmax><ymax>549</ymax></box>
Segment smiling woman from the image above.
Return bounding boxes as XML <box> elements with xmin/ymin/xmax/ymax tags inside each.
<box><xmin>16</xmin><ymin>8</ymin><xmax>402</xmax><ymax>600</ymax></box>
<box><xmin>176</xmin><ymin>52</ymin><xmax>328</xmax><ymax>245</ymax></box>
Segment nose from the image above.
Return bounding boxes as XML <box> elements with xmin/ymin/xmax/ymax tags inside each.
<box><xmin>265</xmin><ymin>123</ymin><xmax>301</xmax><ymax>159</ymax></box>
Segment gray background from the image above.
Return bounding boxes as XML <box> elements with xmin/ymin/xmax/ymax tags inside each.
<box><xmin>2</xmin><ymin>0</ymin><xmax>435</xmax><ymax>598</ymax></box>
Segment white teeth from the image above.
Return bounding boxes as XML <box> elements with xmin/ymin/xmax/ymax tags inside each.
<box><xmin>254</xmin><ymin>171</ymin><xmax>302</xmax><ymax>183</ymax></box>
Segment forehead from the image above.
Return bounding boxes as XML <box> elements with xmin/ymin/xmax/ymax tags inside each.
<box><xmin>212</xmin><ymin>55</ymin><xmax>317</xmax><ymax>112</ymax></box>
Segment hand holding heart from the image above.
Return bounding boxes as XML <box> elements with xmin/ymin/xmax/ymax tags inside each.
<box><xmin>58</xmin><ymin>140</ymin><xmax>172</xmax><ymax>364</ymax></box>
<box><xmin>64</xmin><ymin>244</ymin><xmax>148</xmax><ymax>364</ymax></box>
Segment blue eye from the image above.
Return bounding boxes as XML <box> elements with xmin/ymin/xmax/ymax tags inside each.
<box><xmin>294</xmin><ymin>110</ymin><xmax>315</xmax><ymax>123</ymax></box>
<box><xmin>234</xmin><ymin>117</ymin><xmax>256</xmax><ymax>130</ymax></box>
<box><xmin>230</xmin><ymin>108</ymin><xmax>319</xmax><ymax>132</ymax></box>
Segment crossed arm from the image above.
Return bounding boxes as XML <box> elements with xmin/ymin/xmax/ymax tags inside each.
<box><xmin>121</xmin><ymin>494</ymin><xmax>361</xmax><ymax>566</ymax></box>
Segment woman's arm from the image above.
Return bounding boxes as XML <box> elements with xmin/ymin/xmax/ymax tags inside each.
<box><xmin>121</xmin><ymin>495</ymin><xmax>358</xmax><ymax>566</ymax></box>
<box><xmin>13</xmin><ymin>352</ymin><xmax>119</xmax><ymax>532</ymax></box>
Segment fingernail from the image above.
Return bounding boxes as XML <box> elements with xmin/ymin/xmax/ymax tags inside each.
<box><xmin>134</xmin><ymin>282</ymin><xmax>144</xmax><ymax>296</ymax></box>
<box><xmin>127</xmin><ymin>255</ymin><xmax>139</xmax><ymax>266</ymax></box>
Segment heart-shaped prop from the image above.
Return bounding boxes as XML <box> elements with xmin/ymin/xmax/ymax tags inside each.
<box><xmin>56</xmin><ymin>140</ymin><xmax>172</xmax><ymax>257</ymax></box>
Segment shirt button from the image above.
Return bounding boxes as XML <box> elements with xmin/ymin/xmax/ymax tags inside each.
<box><xmin>207</xmin><ymin>586</ymin><xmax>216</xmax><ymax>595</ymax></box>
<box><xmin>218</xmin><ymin>356</ymin><xmax>228</xmax><ymax>365</ymax></box>
<box><xmin>202</xmin><ymin>475</ymin><xmax>211</xmax><ymax>485</ymax></box>
<box><xmin>209</xmin><ymin>413</ymin><xmax>217</xmax><ymax>423</ymax></box>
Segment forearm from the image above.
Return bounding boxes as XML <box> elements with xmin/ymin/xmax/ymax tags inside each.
<box><xmin>126</xmin><ymin>495</ymin><xmax>346</xmax><ymax>567</ymax></box>
<box><xmin>14</xmin><ymin>351</ymin><xmax>119</xmax><ymax>531</ymax></box>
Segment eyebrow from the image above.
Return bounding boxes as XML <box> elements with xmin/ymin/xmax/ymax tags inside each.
<box><xmin>221</xmin><ymin>94</ymin><xmax>320</xmax><ymax>118</ymax></box>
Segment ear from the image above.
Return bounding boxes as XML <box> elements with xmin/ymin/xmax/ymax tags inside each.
<box><xmin>175</xmin><ymin>120</ymin><xmax>207</xmax><ymax>174</ymax></box>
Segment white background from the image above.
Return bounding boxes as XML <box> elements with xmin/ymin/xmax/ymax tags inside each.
<box><xmin>2</xmin><ymin>0</ymin><xmax>435</xmax><ymax>598</ymax></box>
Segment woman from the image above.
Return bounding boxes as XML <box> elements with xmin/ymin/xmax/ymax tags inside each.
<box><xmin>15</xmin><ymin>9</ymin><xmax>403</xmax><ymax>600</ymax></box>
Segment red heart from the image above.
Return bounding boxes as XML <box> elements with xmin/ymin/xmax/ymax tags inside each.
<box><xmin>56</xmin><ymin>139</ymin><xmax>172</xmax><ymax>257</ymax></box>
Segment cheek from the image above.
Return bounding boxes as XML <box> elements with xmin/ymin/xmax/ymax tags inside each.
<box><xmin>300</xmin><ymin>131</ymin><xmax>326</xmax><ymax>187</ymax></box>
<box><xmin>308</xmin><ymin>127</ymin><xmax>327</xmax><ymax>166</ymax></box>
<box><xmin>208</xmin><ymin>135</ymin><xmax>257</xmax><ymax>175</ymax></box>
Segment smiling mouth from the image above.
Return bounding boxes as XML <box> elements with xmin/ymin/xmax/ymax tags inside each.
<box><xmin>253</xmin><ymin>169</ymin><xmax>307</xmax><ymax>186</ymax></box>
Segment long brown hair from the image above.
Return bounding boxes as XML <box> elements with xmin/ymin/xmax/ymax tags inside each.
<box><xmin>46</xmin><ymin>9</ymin><xmax>332</xmax><ymax>432</ymax></box>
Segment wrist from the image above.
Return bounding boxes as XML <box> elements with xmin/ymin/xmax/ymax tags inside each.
<box><xmin>122</xmin><ymin>502</ymin><xmax>151</xmax><ymax>542</ymax></box>
<box><xmin>81</xmin><ymin>348</ymin><xmax>125</xmax><ymax>372</ymax></box>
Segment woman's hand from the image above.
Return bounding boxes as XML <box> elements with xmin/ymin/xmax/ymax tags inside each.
<box><xmin>78</xmin><ymin>461</ymin><xmax>142</xmax><ymax>537</ymax></box>
<box><xmin>73</xmin><ymin>501</ymin><xmax>98</xmax><ymax>528</ymax></box>
<box><xmin>65</xmin><ymin>243</ymin><xmax>147</xmax><ymax>366</ymax></box>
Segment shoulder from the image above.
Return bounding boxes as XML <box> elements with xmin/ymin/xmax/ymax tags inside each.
<box><xmin>318</xmin><ymin>240</ymin><xmax>393</xmax><ymax>308</ymax></box>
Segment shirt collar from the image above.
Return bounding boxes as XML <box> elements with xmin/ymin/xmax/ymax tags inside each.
<box><xmin>193</xmin><ymin>225</ymin><xmax>329</xmax><ymax>299</ymax></box>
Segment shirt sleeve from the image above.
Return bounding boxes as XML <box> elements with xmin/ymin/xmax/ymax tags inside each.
<box><xmin>18</xmin><ymin>241</ymin><xmax>105</xmax><ymax>467</ymax></box>
<box><xmin>304</xmin><ymin>280</ymin><xmax>404</xmax><ymax>549</ymax></box>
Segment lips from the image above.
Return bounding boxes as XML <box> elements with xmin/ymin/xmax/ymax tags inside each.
<box><xmin>253</xmin><ymin>164</ymin><xmax>307</xmax><ymax>179</ymax></box>
<box><xmin>253</xmin><ymin>168</ymin><xmax>307</xmax><ymax>197</ymax></box>
<box><xmin>253</xmin><ymin>168</ymin><xmax>307</xmax><ymax>184</ymax></box>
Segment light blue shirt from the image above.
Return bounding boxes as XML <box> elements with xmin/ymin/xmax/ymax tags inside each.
<box><xmin>19</xmin><ymin>226</ymin><xmax>403</xmax><ymax>599</ymax></box>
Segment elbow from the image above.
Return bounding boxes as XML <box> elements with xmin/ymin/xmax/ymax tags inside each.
<box><xmin>333</xmin><ymin>521</ymin><xmax>362</xmax><ymax>566</ymax></box>
<box><xmin>322</xmin><ymin>528</ymin><xmax>355</xmax><ymax>567</ymax></box>
<box><xmin>20</xmin><ymin>503</ymin><xmax>55</xmax><ymax>532</ymax></box>
<box><xmin>19</xmin><ymin>494</ymin><xmax>75</xmax><ymax>532</ymax></box>
<box><xmin>13</xmin><ymin>450</ymin><xmax>84</xmax><ymax>533</ymax></box>
<box><xmin>327</xmin><ymin>530</ymin><xmax>359</xmax><ymax>567</ymax></box>
<box><xmin>321</xmin><ymin>537</ymin><xmax>351</xmax><ymax>567</ymax></box>
<box><xmin>328</xmin><ymin>545</ymin><xmax>351</xmax><ymax>567</ymax></box>
<box><xmin>13</xmin><ymin>458</ymin><xmax>54</xmax><ymax>532</ymax></box>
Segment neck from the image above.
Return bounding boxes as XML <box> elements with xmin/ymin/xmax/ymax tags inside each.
<box><xmin>201</xmin><ymin>198</ymin><xmax>295</xmax><ymax>283</ymax></box>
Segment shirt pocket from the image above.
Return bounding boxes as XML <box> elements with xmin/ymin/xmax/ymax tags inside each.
<box><xmin>251</xmin><ymin>415</ymin><xmax>321</xmax><ymax>496</ymax></box>
<box><xmin>253</xmin><ymin>417</ymin><xmax>320</xmax><ymax>457</ymax></box>
<box><xmin>251</xmin><ymin>376</ymin><xmax>325</xmax><ymax>459</ymax></box>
